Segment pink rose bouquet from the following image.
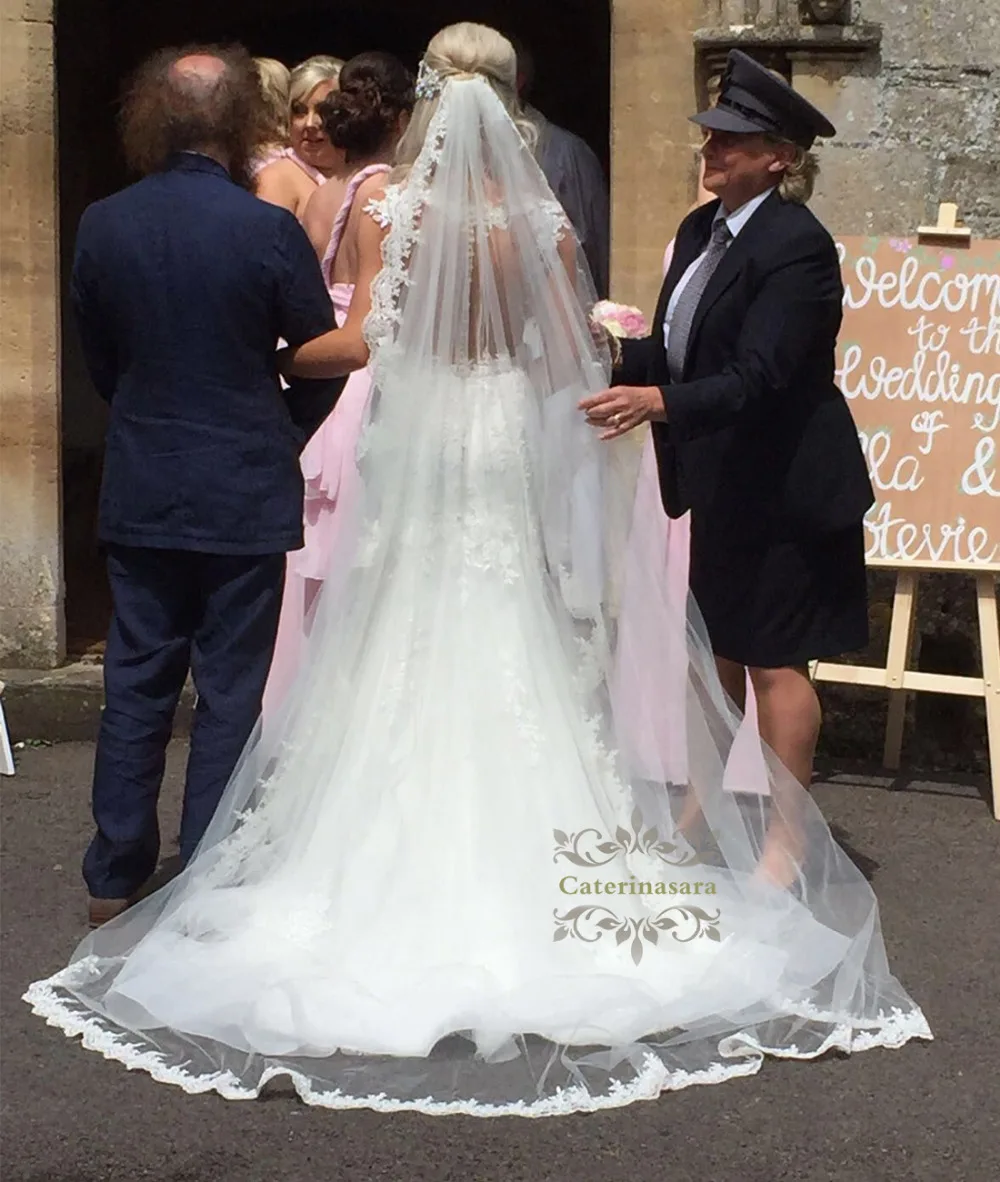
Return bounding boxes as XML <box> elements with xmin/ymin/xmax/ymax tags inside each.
<box><xmin>590</xmin><ymin>300</ymin><xmax>650</xmax><ymax>340</ymax></box>
<box><xmin>589</xmin><ymin>301</ymin><xmax>649</xmax><ymax>367</ymax></box>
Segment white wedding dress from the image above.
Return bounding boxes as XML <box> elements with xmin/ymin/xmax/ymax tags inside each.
<box><xmin>25</xmin><ymin>76</ymin><xmax>930</xmax><ymax>1116</ymax></box>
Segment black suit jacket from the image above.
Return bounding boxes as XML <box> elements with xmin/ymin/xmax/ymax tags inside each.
<box><xmin>71</xmin><ymin>153</ymin><xmax>344</xmax><ymax>556</ymax></box>
<box><xmin>620</xmin><ymin>192</ymin><xmax>873</xmax><ymax>541</ymax></box>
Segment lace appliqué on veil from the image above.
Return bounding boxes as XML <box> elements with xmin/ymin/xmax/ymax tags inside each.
<box><xmin>361</xmin><ymin>105</ymin><xmax>450</xmax><ymax>372</ymax></box>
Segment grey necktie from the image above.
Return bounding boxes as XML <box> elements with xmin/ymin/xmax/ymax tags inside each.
<box><xmin>666</xmin><ymin>218</ymin><xmax>733</xmax><ymax>382</ymax></box>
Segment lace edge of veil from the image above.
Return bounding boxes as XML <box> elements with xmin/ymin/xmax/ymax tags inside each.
<box><xmin>361</xmin><ymin>97</ymin><xmax>451</xmax><ymax>383</ymax></box>
<box><xmin>23</xmin><ymin>969</ymin><xmax>931</xmax><ymax>1117</ymax></box>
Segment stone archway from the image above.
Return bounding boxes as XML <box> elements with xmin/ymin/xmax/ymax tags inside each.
<box><xmin>0</xmin><ymin>0</ymin><xmax>705</xmax><ymax>668</ymax></box>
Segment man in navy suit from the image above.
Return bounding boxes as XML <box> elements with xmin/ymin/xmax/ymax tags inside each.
<box><xmin>72</xmin><ymin>45</ymin><xmax>340</xmax><ymax>925</ymax></box>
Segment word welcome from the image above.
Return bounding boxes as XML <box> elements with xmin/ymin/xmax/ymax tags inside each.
<box><xmin>841</xmin><ymin>251</ymin><xmax>1000</xmax><ymax>320</ymax></box>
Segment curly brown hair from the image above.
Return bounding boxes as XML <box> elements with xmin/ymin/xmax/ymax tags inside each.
<box><xmin>119</xmin><ymin>43</ymin><xmax>264</xmax><ymax>189</ymax></box>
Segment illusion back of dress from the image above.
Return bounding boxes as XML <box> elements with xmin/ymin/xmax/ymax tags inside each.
<box><xmin>360</xmin><ymin>80</ymin><xmax>620</xmax><ymax>628</ymax></box>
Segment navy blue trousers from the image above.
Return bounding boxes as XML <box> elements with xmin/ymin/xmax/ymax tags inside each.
<box><xmin>84</xmin><ymin>545</ymin><xmax>285</xmax><ymax>899</ymax></box>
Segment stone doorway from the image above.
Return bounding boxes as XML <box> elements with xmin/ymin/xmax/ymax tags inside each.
<box><xmin>2</xmin><ymin>0</ymin><xmax>701</xmax><ymax>669</ymax></box>
<box><xmin>55</xmin><ymin>0</ymin><xmax>613</xmax><ymax>657</ymax></box>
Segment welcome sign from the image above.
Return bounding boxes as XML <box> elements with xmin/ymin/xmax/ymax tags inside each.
<box><xmin>835</xmin><ymin>236</ymin><xmax>1000</xmax><ymax>571</ymax></box>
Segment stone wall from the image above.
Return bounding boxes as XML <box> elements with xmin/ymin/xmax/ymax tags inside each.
<box><xmin>807</xmin><ymin>0</ymin><xmax>1000</xmax><ymax>239</ymax></box>
<box><xmin>612</xmin><ymin>0</ymin><xmax>995</xmax><ymax>307</ymax></box>
<box><xmin>611</xmin><ymin>0</ymin><xmax>704</xmax><ymax>314</ymax></box>
<box><xmin>684</xmin><ymin>1</ymin><xmax>1000</xmax><ymax>245</ymax></box>
<box><xmin>0</xmin><ymin>0</ymin><xmax>63</xmax><ymax>668</ymax></box>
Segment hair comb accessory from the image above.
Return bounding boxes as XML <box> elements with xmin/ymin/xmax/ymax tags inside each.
<box><xmin>415</xmin><ymin>60</ymin><xmax>444</xmax><ymax>101</ymax></box>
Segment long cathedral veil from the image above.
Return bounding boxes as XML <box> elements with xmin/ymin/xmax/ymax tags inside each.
<box><xmin>25</xmin><ymin>74</ymin><xmax>929</xmax><ymax>1116</ymax></box>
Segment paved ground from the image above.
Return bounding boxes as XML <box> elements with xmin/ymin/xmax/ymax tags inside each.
<box><xmin>2</xmin><ymin>741</ymin><xmax>998</xmax><ymax>1182</ymax></box>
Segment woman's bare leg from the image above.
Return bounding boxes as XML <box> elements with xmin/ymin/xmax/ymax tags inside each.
<box><xmin>748</xmin><ymin>664</ymin><xmax>821</xmax><ymax>886</ymax></box>
<box><xmin>716</xmin><ymin>656</ymin><xmax>748</xmax><ymax>712</ymax></box>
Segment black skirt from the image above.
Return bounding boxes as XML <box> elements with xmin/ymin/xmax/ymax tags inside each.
<box><xmin>687</xmin><ymin>517</ymin><xmax>869</xmax><ymax>669</ymax></box>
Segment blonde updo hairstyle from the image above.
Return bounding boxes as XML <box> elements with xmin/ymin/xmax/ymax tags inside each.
<box><xmin>253</xmin><ymin>56</ymin><xmax>290</xmax><ymax>145</ymax></box>
<box><xmin>392</xmin><ymin>22</ymin><xmax>536</xmax><ymax>180</ymax></box>
<box><xmin>289</xmin><ymin>55</ymin><xmax>345</xmax><ymax>111</ymax></box>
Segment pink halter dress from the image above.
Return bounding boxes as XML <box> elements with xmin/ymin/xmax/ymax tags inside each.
<box><xmin>251</xmin><ymin>146</ymin><xmax>328</xmax><ymax>185</ymax></box>
<box><xmin>262</xmin><ymin>164</ymin><xmax>390</xmax><ymax>721</ymax></box>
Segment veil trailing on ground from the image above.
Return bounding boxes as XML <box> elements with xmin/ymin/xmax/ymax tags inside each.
<box><xmin>25</xmin><ymin>75</ymin><xmax>929</xmax><ymax>1117</ymax></box>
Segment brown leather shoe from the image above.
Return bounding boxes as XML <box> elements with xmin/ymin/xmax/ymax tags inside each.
<box><xmin>87</xmin><ymin>867</ymin><xmax>163</xmax><ymax>927</ymax></box>
<box><xmin>87</xmin><ymin>895</ymin><xmax>135</xmax><ymax>928</ymax></box>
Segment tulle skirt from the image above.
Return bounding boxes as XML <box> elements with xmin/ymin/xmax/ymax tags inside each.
<box><xmin>25</xmin><ymin>365</ymin><xmax>930</xmax><ymax>1117</ymax></box>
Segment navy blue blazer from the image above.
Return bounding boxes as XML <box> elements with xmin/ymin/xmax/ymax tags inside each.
<box><xmin>71</xmin><ymin>153</ymin><xmax>340</xmax><ymax>555</ymax></box>
<box><xmin>620</xmin><ymin>192</ymin><xmax>873</xmax><ymax>540</ymax></box>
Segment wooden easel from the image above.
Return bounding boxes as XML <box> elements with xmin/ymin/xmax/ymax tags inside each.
<box><xmin>812</xmin><ymin>204</ymin><xmax>999</xmax><ymax>817</ymax></box>
<box><xmin>916</xmin><ymin>201</ymin><xmax>972</xmax><ymax>245</ymax></box>
<box><xmin>812</xmin><ymin>568</ymin><xmax>1000</xmax><ymax>818</ymax></box>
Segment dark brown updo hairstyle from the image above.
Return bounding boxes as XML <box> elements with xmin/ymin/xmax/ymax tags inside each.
<box><xmin>318</xmin><ymin>52</ymin><xmax>415</xmax><ymax>162</ymax></box>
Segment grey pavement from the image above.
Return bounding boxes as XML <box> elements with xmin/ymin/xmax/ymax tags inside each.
<box><xmin>2</xmin><ymin>741</ymin><xmax>999</xmax><ymax>1182</ymax></box>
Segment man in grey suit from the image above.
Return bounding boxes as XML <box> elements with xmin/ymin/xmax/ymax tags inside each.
<box><xmin>514</xmin><ymin>41</ymin><xmax>610</xmax><ymax>297</ymax></box>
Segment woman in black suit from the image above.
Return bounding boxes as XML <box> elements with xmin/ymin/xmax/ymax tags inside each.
<box><xmin>582</xmin><ymin>51</ymin><xmax>874</xmax><ymax>883</ymax></box>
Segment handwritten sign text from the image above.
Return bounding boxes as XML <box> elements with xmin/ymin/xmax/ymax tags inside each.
<box><xmin>836</xmin><ymin>237</ymin><xmax>1000</xmax><ymax>570</ymax></box>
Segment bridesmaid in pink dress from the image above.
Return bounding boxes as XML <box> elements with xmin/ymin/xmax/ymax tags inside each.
<box><xmin>263</xmin><ymin>53</ymin><xmax>415</xmax><ymax>722</ymax></box>
<box><xmin>253</xmin><ymin>56</ymin><xmax>345</xmax><ymax>219</ymax></box>
<box><xmin>613</xmin><ymin>170</ymin><xmax>767</xmax><ymax>798</ymax></box>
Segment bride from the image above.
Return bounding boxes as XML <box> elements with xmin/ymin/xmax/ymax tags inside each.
<box><xmin>25</xmin><ymin>23</ymin><xmax>930</xmax><ymax>1117</ymax></box>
